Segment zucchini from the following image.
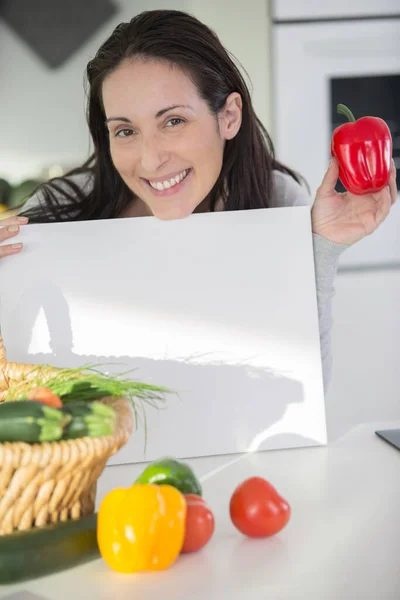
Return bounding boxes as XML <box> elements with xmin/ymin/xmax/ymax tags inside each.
<box><xmin>63</xmin><ymin>401</ymin><xmax>115</xmax><ymax>419</ymax></box>
<box><xmin>60</xmin><ymin>381</ymin><xmax>110</xmax><ymax>404</ymax></box>
<box><xmin>0</xmin><ymin>401</ymin><xmax>70</xmax><ymax>443</ymax></box>
<box><xmin>62</xmin><ymin>402</ymin><xmax>116</xmax><ymax>440</ymax></box>
<box><xmin>0</xmin><ymin>514</ymin><xmax>99</xmax><ymax>584</ymax></box>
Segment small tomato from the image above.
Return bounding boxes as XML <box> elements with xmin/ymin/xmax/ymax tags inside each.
<box><xmin>27</xmin><ymin>386</ymin><xmax>63</xmax><ymax>408</ymax></box>
<box><xmin>181</xmin><ymin>494</ymin><xmax>215</xmax><ymax>553</ymax></box>
<box><xmin>229</xmin><ymin>476</ymin><xmax>290</xmax><ymax>538</ymax></box>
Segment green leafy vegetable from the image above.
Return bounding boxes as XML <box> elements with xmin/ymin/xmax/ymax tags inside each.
<box><xmin>5</xmin><ymin>364</ymin><xmax>173</xmax><ymax>447</ymax></box>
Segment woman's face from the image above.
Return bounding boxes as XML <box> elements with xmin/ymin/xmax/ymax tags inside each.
<box><xmin>102</xmin><ymin>58</ymin><xmax>242</xmax><ymax>220</ymax></box>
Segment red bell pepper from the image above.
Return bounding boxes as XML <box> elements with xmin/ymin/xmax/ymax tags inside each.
<box><xmin>331</xmin><ymin>103</ymin><xmax>392</xmax><ymax>196</ymax></box>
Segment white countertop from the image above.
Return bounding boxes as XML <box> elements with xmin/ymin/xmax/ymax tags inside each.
<box><xmin>2</xmin><ymin>419</ymin><xmax>400</xmax><ymax>600</ymax></box>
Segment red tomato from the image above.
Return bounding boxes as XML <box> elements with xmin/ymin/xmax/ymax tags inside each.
<box><xmin>27</xmin><ymin>386</ymin><xmax>63</xmax><ymax>408</ymax></box>
<box><xmin>181</xmin><ymin>494</ymin><xmax>215</xmax><ymax>553</ymax></box>
<box><xmin>229</xmin><ymin>476</ymin><xmax>290</xmax><ymax>538</ymax></box>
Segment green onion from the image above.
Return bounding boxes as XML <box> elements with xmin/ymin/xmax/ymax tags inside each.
<box><xmin>5</xmin><ymin>363</ymin><xmax>174</xmax><ymax>450</ymax></box>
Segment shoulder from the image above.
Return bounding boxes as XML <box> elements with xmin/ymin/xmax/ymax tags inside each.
<box><xmin>270</xmin><ymin>170</ymin><xmax>313</xmax><ymax>208</ymax></box>
<box><xmin>19</xmin><ymin>171</ymin><xmax>94</xmax><ymax>214</ymax></box>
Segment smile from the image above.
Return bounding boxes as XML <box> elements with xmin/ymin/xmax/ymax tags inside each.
<box><xmin>148</xmin><ymin>169</ymin><xmax>190</xmax><ymax>191</ymax></box>
<box><xmin>144</xmin><ymin>168</ymin><xmax>192</xmax><ymax>197</ymax></box>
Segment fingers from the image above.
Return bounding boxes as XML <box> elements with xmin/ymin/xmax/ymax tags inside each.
<box><xmin>0</xmin><ymin>242</ymin><xmax>23</xmax><ymax>258</ymax></box>
<box><xmin>0</xmin><ymin>215</ymin><xmax>28</xmax><ymax>258</ymax></box>
<box><xmin>317</xmin><ymin>157</ymin><xmax>339</xmax><ymax>197</ymax></box>
<box><xmin>389</xmin><ymin>159</ymin><xmax>397</xmax><ymax>205</ymax></box>
<box><xmin>0</xmin><ymin>215</ymin><xmax>28</xmax><ymax>233</ymax></box>
<box><xmin>375</xmin><ymin>185</ymin><xmax>393</xmax><ymax>227</ymax></box>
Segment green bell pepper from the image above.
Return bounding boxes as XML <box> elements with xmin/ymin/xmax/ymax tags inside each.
<box><xmin>135</xmin><ymin>457</ymin><xmax>202</xmax><ymax>496</ymax></box>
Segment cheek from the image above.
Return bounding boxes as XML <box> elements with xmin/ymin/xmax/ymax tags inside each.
<box><xmin>109</xmin><ymin>143</ymin><xmax>135</xmax><ymax>174</ymax></box>
<box><xmin>109</xmin><ymin>143</ymin><xmax>122</xmax><ymax>169</ymax></box>
<box><xmin>186</xmin><ymin>131</ymin><xmax>224</xmax><ymax>174</ymax></box>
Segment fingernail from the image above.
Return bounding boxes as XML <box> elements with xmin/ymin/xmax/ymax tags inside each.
<box><xmin>17</xmin><ymin>216</ymin><xmax>28</xmax><ymax>223</ymax></box>
<box><xmin>8</xmin><ymin>225</ymin><xmax>19</xmax><ymax>233</ymax></box>
<box><xmin>11</xmin><ymin>243</ymin><xmax>22</xmax><ymax>249</ymax></box>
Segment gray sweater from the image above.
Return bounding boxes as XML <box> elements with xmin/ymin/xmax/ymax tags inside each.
<box><xmin>22</xmin><ymin>170</ymin><xmax>349</xmax><ymax>391</ymax></box>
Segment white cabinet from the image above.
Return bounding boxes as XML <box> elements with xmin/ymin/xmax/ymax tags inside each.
<box><xmin>272</xmin><ymin>0</ymin><xmax>400</xmax><ymax>20</ymax></box>
<box><xmin>272</xmin><ymin>15</ymin><xmax>400</xmax><ymax>267</ymax></box>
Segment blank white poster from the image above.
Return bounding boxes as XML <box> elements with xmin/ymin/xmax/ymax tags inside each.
<box><xmin>0</xmin><ymin>207</ymin><xmax>326</xmax><ymax>464</ymax></box>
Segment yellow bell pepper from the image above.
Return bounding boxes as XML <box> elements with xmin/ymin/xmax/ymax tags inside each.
<box><xmin>97</xmin><ymin>483</ymin><xmax>187</xmax><ymax>573</ymax></box>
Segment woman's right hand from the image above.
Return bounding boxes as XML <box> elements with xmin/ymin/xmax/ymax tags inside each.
<box><xmin>0</xmin><ymin>215</ymin><xmax>29</xmax><ymax>259</ymax></box>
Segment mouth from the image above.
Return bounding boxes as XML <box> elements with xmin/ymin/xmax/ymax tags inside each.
<box><xmin>143</xmin><ymin>168</ymin><xmax>192</xmax><ymax>197</ymax></box>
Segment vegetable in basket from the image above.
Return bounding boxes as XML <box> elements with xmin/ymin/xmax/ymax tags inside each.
<box><xmin>27</xmin><ymin>386</ymin><xmax>63</xmax><ymax>408</ymax></box>
<box><xmin>0</xmin><ymin>401</ymin><xmax>70</xmax><ymax>443</ymax></box>
<box><xmin>4</xmin><ymin>363</ymin><xmax>173</xmax><ymax>444</ymax></box>
<box><xmin>5</xmin><ymin>364</ymin><xmax>171</xmax><ymax>413</ymax></box>
<box><xmin>62</xmin><ymin>401</ymin><xmax>116</xmax><ymax>439</ymax></box>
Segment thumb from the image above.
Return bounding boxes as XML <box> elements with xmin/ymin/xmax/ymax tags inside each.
<box><xmin>318</xmin><ymin>157</ymin><xmax>339</xmax><ymax>196</ymax></box>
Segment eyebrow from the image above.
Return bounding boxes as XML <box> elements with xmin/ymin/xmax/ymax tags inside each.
<box><xmin>105</xmin><ymin>104</ymin><xmax>194</xmax><ymax>124</ymax></box>
<box><xmin>155</xmin><ymin>104</ymin><xmax>194</xmax><ymax>118</ymax></box>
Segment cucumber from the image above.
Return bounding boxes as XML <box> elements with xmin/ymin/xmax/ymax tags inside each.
<box><xmin>62</xmin><ymin>417</ymin><xmax>90</xmax><ymax>439</ymax></box>
<box><xmin>0</xmin><ymin>514</ymin><xmax>100</xmax><ymax>584</ymax></box>
<box><xmin>63</xmin><ymin>401</ymin><xmax>115</xmax><ymax>419</ymax></box>
<box><xmin>62</xmin><ymin>401</ymin><xmax>116</xmax><ymax>440</ymax></box>
<box><xmin>0</xmin><ymin>401</ymin><xmax>70</xmax><ymax>443</ymax></box>
<box><xmin>60</xmin><ymin>381</ymin><xmax>110</xmax><ymax>404</ymax></box>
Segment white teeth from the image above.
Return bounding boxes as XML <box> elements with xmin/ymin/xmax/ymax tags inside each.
<box><xmin>149</xmin><ymin>169</ymin><xmax>188</xmax><ymax>191</ymax></box>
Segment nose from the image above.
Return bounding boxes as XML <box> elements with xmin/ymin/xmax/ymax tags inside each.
<box><xmin>140</xmin><ymin>133</ymin><xmax>169</xmax><ymax>174</ymax></box>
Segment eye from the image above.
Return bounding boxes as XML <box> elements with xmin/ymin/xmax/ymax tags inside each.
<box><xmin>165</xmin><ymin>118</ymin><xmax>185</xmax><ymax>128</ymax></box>
<box><xmin>115</xmin><ymin>129</ymin><xmax>135</xmax><ymax>138</ymax></box>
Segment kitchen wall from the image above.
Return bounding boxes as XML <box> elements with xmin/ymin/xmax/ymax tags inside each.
<box><xmin>0</xmin><ymin>0</ymin><xmax>273</xmax><ymax>184</ymax></box>
<box><xmin>189</xmin><ymin>0</ymin><xmax>273</xmax><ymax>133</ymax></box>
<box><xmin>326</xmin><ymin>267</ymin><xmax>400</xmax><ymax>440</ymax></box>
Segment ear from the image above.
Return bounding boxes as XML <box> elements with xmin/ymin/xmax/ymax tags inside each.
<box><xmin>219</xmin><ymin>92</ymin><xmax>242</xmax><ymax>140</ymax></box>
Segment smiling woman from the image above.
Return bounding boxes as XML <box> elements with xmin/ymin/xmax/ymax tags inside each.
<box><xmin>1</xmin><ymin>8</ymin><xmax>396</xmax><ymax>391</ymax></box>
<box><xmin>101</xmin><ymin>58</ymin><xmax>235</xmax><ymax>220</ymax></box>
<box><xmin>17</xmin><ymin>9</ymin><xmax>303</xmax><ymax>223</ymax></box>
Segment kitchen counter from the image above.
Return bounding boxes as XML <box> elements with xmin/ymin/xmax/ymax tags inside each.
<box><xmin>2</xmin><ymin>419</ymin><xmax>400</xmax><ymax>600</ymax></box>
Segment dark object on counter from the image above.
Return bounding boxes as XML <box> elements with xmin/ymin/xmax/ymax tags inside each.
<box><xmin>375</xmin><ymin>429</ymin><xmax>400</xmax><ymax>452</ymax></box>
<box><xmin>0</xmin><ymin>514</ymin><xmax>99</xmax><ymax>584</ymax></box>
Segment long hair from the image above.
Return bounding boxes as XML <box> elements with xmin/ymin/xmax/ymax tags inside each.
<box><xmin>22</xmin><ymin>9</ymin><xmax>301</xmax><ymax>223</ymax></box>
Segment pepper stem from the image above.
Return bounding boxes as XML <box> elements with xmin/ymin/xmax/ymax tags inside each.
<box><xmin>337</xmin><ymin>103</ymin><xmax>356</xmax><ymax>122</ymax></box>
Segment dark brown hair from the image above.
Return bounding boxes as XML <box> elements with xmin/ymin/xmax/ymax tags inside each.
<box><xmin>22</xmin><ymin>9</ymin><xmax>301</xmax><ymax>222</ymax></box>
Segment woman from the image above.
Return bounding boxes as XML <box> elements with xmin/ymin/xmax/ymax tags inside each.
<box><xmin>0</xmin><ymin>9</ymin><xmax>396</xmax><ymax>390</ymax></box>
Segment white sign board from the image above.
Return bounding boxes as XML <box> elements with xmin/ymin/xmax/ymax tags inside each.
<box><xmin>0</xmin><ymin>208</ymin><xmax>326</xmax><ymax>464</ymax></box>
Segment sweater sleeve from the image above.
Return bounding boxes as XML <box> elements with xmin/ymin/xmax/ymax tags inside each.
<box><xmin>271</xmin><ymin>171</ymin><xmax>349</xmax><ymax>391</ymax></box>
<box><xmin>312</xmin><ymin>233</ymin><xmax>347</xmax><ymax>390</ymax></box>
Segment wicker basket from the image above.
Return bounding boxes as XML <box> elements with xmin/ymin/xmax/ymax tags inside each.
<box><xmin>0</xmin><ymin>337</ymin><xmax>133</xmax><ymax>535</ymax></box>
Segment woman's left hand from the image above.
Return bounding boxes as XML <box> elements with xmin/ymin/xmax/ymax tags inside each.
<box><xmin>311</xmin><ymin>157</ymin><xmax>397</xmax><ymax>246</ymax></box>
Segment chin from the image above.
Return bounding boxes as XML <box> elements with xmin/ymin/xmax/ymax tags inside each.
<box><xmin>152</xmin><ymin>203</ymin><xmax>198</xmax><ymax>221</ymax></box>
